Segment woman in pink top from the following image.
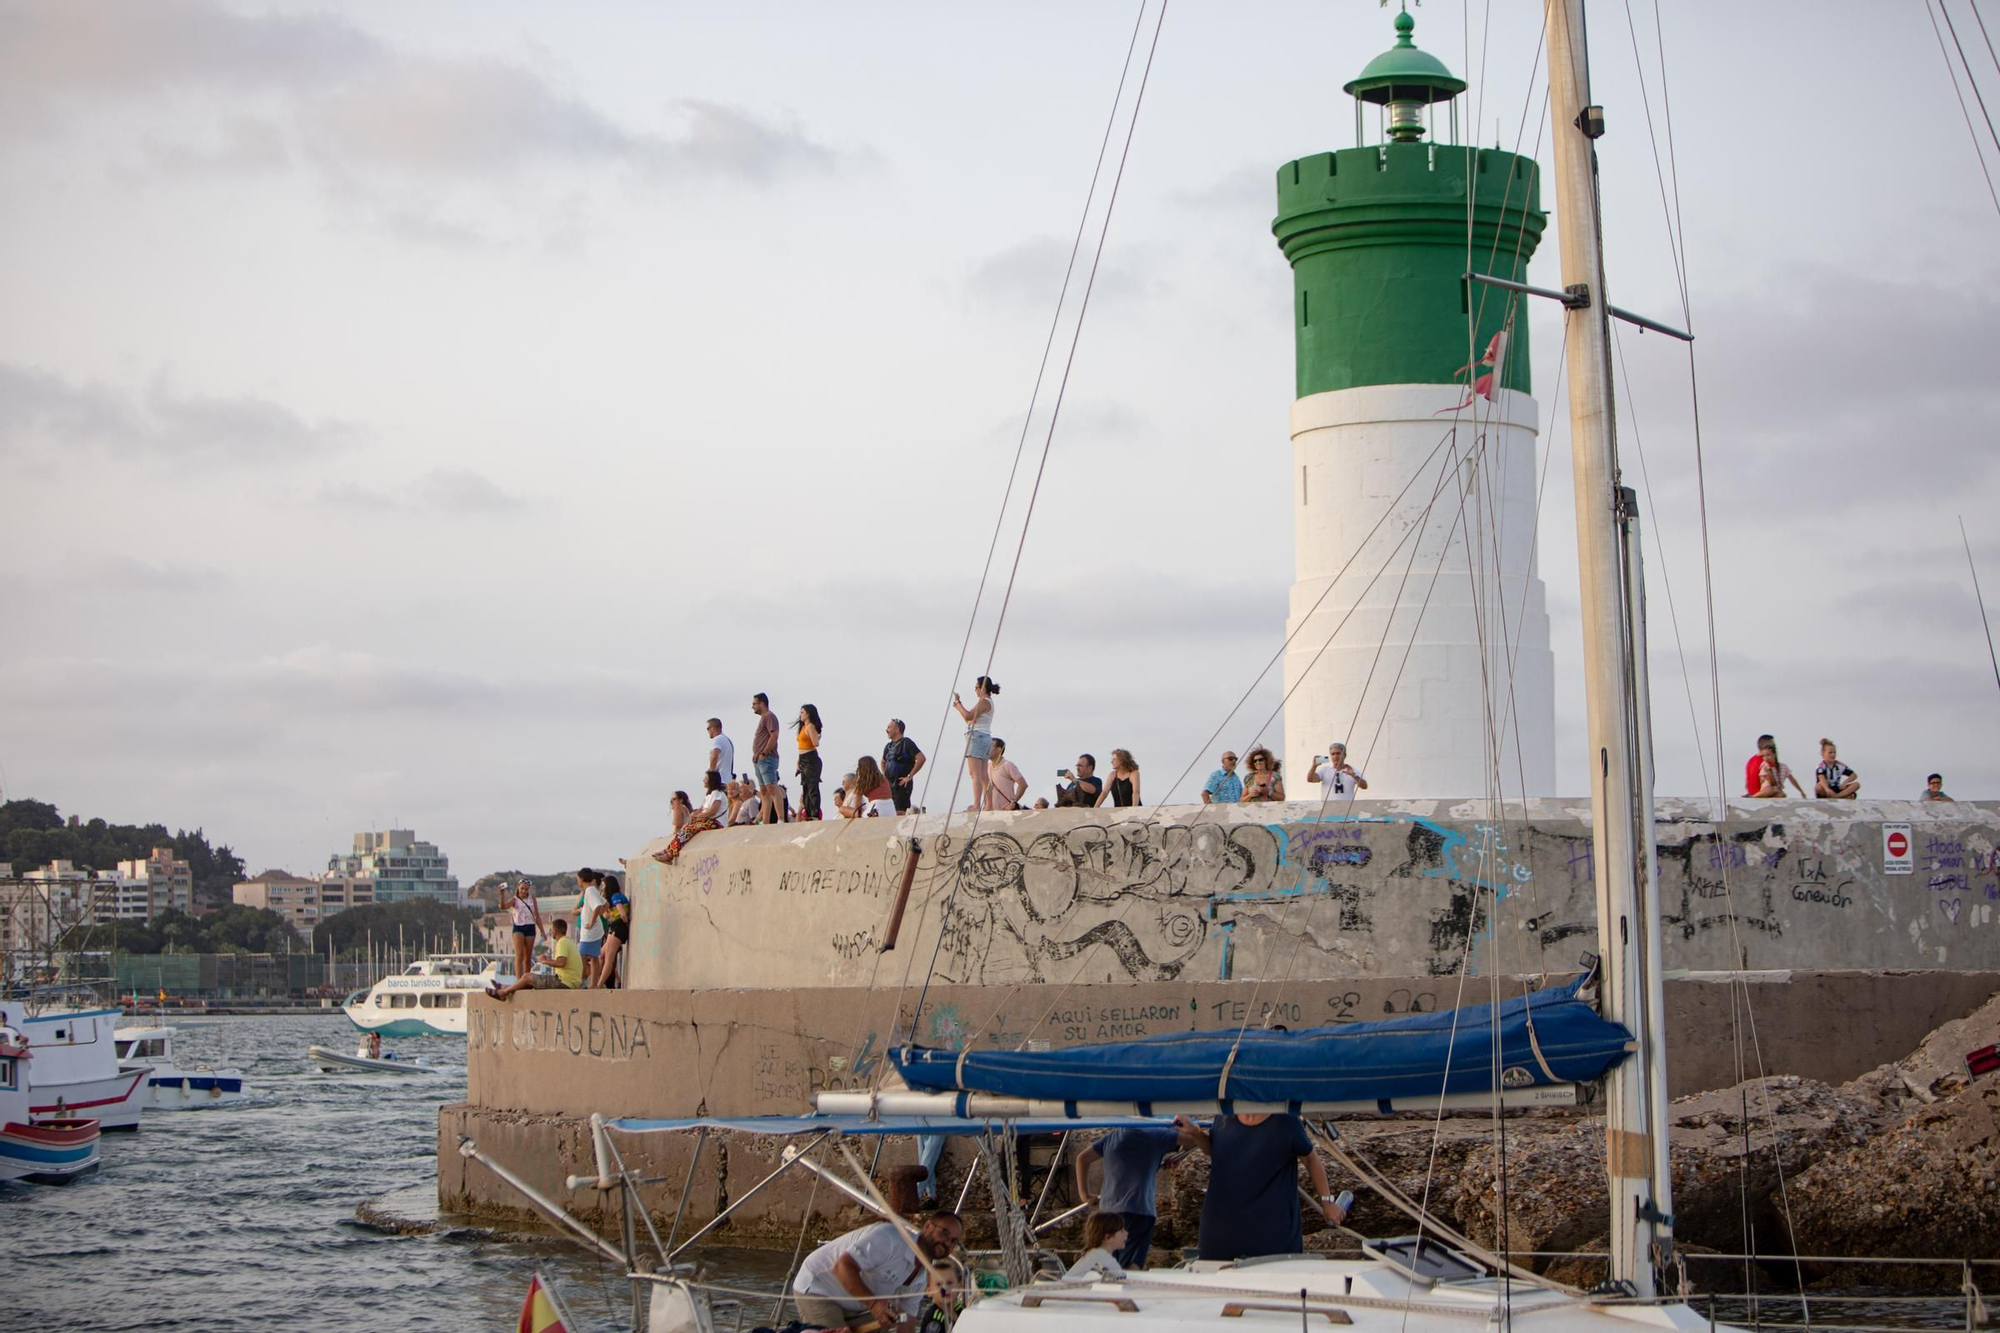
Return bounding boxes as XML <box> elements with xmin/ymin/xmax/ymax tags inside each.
<box><xmin>506</xmin><ymin>880</ymin><xmax>543</xmax><ymax>982</ymax></box>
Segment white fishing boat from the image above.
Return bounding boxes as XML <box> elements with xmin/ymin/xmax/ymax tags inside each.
<box><xmin>342</xmin><ymin>953</ymin><xmax>511</xmax><ymax>1037</ymax></box>
<box><xmin>308</xmin><ymin>1040</ymin><xmax>444</xmax><ymax>1077</ymax></box>
<box><xmin>0</xmin><ymin>998</ymin><xmax>147</xmax><ymax>1132</ymax></box>
<box><xmin>113</xmin><ymin>1025</ymin><xmax>248</xmax><ymax>1109</ymax></box>
<box><xmin>0</xmin><ymin>1020</ymin><xmax>101</xmax><ymax>1185</ymax></box>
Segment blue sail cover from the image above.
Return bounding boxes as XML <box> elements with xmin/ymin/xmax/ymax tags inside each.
<box><xmin>891</xmin><ymin>976</ymin><xmax>1631</xmax><ymax>1106</ymax></box>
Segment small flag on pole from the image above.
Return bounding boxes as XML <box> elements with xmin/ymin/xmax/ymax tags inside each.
<box><xmin>518</xmin><ymin>1272</ymin><xmax>574</xmax><ymax>1333</ymax></box>
<box><xmin>1437</xmin><ymin>329</ymin><xmax>1508</xmax><ymax>413</ymax></box>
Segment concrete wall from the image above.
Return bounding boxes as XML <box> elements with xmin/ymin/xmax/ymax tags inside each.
<box><xmin>624</xmin><ymin>799</ymin><xmax>2000</xmax><ymax>992</ymax></box>
<box><xmin>462</xmin><ymin>971</ymin><xmax>2000</xmax><ymax>1119</ymax></box>
<box><xmin>443</xmin><ymin>969</ymin><xmax>2000</xmax><ymax>1237</ymax></box>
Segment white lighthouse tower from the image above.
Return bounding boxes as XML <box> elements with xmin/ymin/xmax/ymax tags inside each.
<box><xmin>1274</xmin><ymin>12</ymin><xmax>1555</xmax><ymax>799</ymax></box>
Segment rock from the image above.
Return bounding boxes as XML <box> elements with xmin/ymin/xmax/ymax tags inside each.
<box><xmin>1788</xmin><ymin>1078</ymin><xmax>2000</xmax><ymax>1279</ymax></box>
<box><xmin>1449</xmin><ymin>1077</ymin><xmax>1879</xmax><ymax>1266</ymax></box>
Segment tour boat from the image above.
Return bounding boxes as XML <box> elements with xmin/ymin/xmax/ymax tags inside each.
<box><xmin>343</xmin><ymin>953</ymin><xmax>512</xmax><ymax>1037</ymax></box>
<box><xmin>0</xmin><ymin>1023</ymin><xmax>101</xmax><ymax>1184</ymax></box>
<box><xmin>113</xmin><ymin>1025</ymin><xmax>249</xmax><ymax>1109</ymax></box>
<box><xmin>308</xmin><ymin>1041</ymin><xmax>444</xmax><ymax>1076</ymax></box>
<box><xmin>0</xmin><ymin>999</ymin><xmax>147</xmax><ymax>1132</ymax></box>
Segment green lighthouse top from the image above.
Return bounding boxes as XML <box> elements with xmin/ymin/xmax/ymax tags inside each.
<box><xmin>1343</xmin><ymin>11</ymin><xmax>1466</xmax><ymax>113</ymax></box>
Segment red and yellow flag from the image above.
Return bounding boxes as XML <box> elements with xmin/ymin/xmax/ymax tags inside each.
<box><xmin>518</xmin><ymin>1273</ymin><xmax>572</xmax><ymax>1333</ymax></box>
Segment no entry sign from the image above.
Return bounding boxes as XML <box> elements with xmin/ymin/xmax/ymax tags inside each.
<box><xmin>1883</xmin><ymin>823</ymin><xmax>1913</xmax><ymax>875</ymax></box>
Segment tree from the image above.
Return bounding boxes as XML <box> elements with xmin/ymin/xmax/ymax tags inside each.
<box><xmin>313</xmin><ymin>900</ymin><xmax>485</xmax><ymax>960</ymax></box>
<box><xmin>0</xmin><ymin>800</ymin><xmax>246</xmax><ymax>910</ymax></box>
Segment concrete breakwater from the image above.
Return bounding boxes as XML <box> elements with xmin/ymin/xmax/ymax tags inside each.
<box><xmin>440</xmin><ymin>970</ymin><xmax>2000</xmax><ymax>1247</ymax></box>
<box><xmin>626</xmin><ymin>798</ymin><xmax>2000</xmax><ymax>989</ymax></box>
<box><xmin>440</xmin><ymin>799</ymin><xmax>2000</xmax><ymax>1255</ymax></box>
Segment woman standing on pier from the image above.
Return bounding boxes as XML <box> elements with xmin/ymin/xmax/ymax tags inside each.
<box><xmin>505</xmin><ymin>880</ymin><xmax>543</xmax><ymax>983</ymax></box>
<box><xmin>953</xmin><ymin>676</ymin><xmax>999</xmax><ymax>813</ymax></box>
<box><xmin>796</xmin><ymin>704</ymin><xmax>825</xmax><ymax>820</ymax></box>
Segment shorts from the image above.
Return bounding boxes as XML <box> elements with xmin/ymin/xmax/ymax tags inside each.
<box><xmin>754</xmin><ymin>755</ymin><xmax>781</xmax><ymax>786</ymax></box>
<box><xmin>965</xmin><ymin>732</ymin><xmax>993</xmax><ymax>760</ymax></box>
<box><xmin>512</xmin><ymin>923</ymin><xmax>536</xmax><ymax>937</ymax></box>
<box><xmin>579</xmin><ymin>938</ymin><xmax>603</xmax><ymax>958</ymax></box>
<box><xmin>605</xmin><ymin>919</ymin><xmax>630</xmax><ymax>943</ymax></box>
<box><xmin>530</xmin><ymin>972</ymin><xmax>575</xmax><ymax>989</ymax></box>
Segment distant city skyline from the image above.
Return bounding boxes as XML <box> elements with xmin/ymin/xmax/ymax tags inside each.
<box><xmin>3</xmin><ymin>1</ymin><xmax>1997</xmax><ymax>875</ymax></box>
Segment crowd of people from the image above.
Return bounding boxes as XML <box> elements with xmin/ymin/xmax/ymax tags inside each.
<box><xmin>484</xmin><ymin>869</ymin><xmax>631</xmax><ymax>999</ymax></box>
<box><xmin>635</xmin><ymin>688</ymin><xmax>1961</xmax><ymax>875</ymax></box>
<box><xmin>1743</xmin><ymin>734</ymin><xmax>1956</xmax><ymax>802</ymax></box>
<box><xmin>789</xmin><ymin>1111</ymin><xmax>1351</xmax><ymax>1327</ymax></box>
<box><xmin>641</xmin><ymin>681</ymin><xmax>1401</xmax><ymax>870</ymax></box>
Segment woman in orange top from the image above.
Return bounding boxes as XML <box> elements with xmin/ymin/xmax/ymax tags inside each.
<box><xmin>795</xmin><ymin>703</ymin><xmax>824</xmax><ymax>820</ymax></box>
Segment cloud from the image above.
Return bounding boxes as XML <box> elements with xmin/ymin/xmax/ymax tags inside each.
<box><xmin>319</xmin><ymin>468</ymin><xmax>525</xmax><ymax>516</ymax></box>
<box><xmin>1172</xmin><ymin>163</ymin><xmax>1273</xmax><ymax>212</ymax></box>
<box><xmin>7</xmin><ymin>646</ymin><xmax>682</xmax><ymax>720</ymax></box>
<box><xmin>1835</xmin><ymin>579</ymin><xmax>1983</xmax><ymax>636</ymax></box>
<box><xmin>0</xmin><ymin>0</ymin><xmax>381</xmax><ymax>122</ymax></box>
<box><xmin>1</xmin><ymin>0</ymin><xmax>857</xmax><ymax>194</ymax></box>
<box><xmin>0</xmin><ymin>553</ymin><xmax>226</xmax><ymax>597</ymax></box>
<box><xmin>1614</xmin><ymin>265</ymin><xmax>2000</xmax><ymax>518</ymax></box>
<box><xmin>0</xmin><ymin>361</ymin><xmax>352</xmax><ymax>465</ymax></box>
<box><xmin>136</xmin><ymin>116</ymin><xmax>290</xmax><ymax>178</ymax></box>
<box><xmin>965</xmin><ymin>236</ymin><xmax>1167</xmax><ymax>310</ymax></box>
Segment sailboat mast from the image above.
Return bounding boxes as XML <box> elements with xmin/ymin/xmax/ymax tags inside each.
<box><xmin>1543</xmin><ymin>0</ymin><xmax>1672</xmax><ymax>1295</ymax></box>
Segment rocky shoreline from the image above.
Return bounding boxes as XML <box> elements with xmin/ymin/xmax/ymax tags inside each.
<box><xmin>1136</xmin><ymin>988</ymin><xmax>2000</xmax><ymax>1288</ymax></box>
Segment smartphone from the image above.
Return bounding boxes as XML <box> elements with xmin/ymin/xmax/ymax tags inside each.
<box><xmin>1057</xmin><ymin>769</ymin><xmax>1072</xmax><ymax>779</ymax></box>
<box><xmin>1314</xmin><ymin>756</ymin><xmax>1329</xmax><ymax>765</ymax></box>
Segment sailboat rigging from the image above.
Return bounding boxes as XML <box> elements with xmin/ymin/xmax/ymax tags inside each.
<box><xmin>460</xmin><ymin>5</ymin><xmax>1795</xmax><ymax>1329</ymax></box>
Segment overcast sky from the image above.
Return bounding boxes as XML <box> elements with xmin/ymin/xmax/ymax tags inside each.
<box><xmin>2</xmin><ymin>0</ymin><xmax>1997</xmax><ymax>880</ymax></box>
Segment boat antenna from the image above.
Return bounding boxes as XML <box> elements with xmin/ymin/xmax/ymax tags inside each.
<box><xmin>1960</xmin><ymin>516</ymin><xmax>2000</xmax><ymax>699</ymax></box>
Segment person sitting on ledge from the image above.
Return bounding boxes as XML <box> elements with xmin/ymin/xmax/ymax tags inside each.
<box><xmin>792</xmin><ymin>1211</ymin><xmax>964</xmax><ymax>1330</ymax></box>
<box><xmin>487</xmin><ymin>918</ymin><xmax>582</xmax><ymax>999</ymax></box>
<box><xmin>1814</xmin><ymin>738</ymin><xmax>1861</xmax><ymax>799</ymax></box>
<box><xmin>1924</xmin><ymin>773</ymin><xmax>1956</xmax><ymax>802</ymax></box>
<box><xmin>654</xmin><ymin>787</ymin><xmax>725</xmax><ymax>864</ymax></box>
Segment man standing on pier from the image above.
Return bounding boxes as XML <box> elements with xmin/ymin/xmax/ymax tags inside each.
<box><xmin>882</xmin><ymin>718</ymin><xmax>926</xmax><ymax>814</ymax></box>
<box><xmin>751</xmin><ymin>694</ymin><xmax>783</xmax><ymax>824</ymax></box>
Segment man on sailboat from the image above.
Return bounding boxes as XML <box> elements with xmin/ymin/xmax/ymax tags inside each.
<box><xmin>1074</xmin><ymin>1124</ymin><xmax>1180</xmax><ymax>1269</ymax></box>
<box><xmin>792</xmin><ymin>1211</ymin><xmax>964</xmax><ymax>1330</ymax></box>
<box><xmin>1175</xmin><ymin>1113</ymin><xmax>1345</xmax><ymax>1261</ymax></box>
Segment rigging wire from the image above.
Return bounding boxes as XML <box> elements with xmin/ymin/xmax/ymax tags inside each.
<box><xmin>1927</xmin><ymin>0</ymin><xmax>2000</xmax><ymax>226</ymax></box>
<box><xmin>1960</xmin><ymin>516</ymin><xmax>2000</xmax><ymax>700</ymax></box>
<box><xmin>909</xmin><ymin>0</ymin><xmax>1151</xmax><ymax>823</ymax></box>
<box><xmin>1943</xmin><ymin>0</ymin><xmax>2000</xmax><ymax>159</ymax></box>
<box><xmin>902</xmin><ymin>0</ymin><xmax>1170</xmax><ymax>1046</ymax></box>
<box><xmin>831</xmin><ymin>0</ymin><xmax>1154</xmax><ymax>1081</ymax></box>
<box><xmin>1612</xmin><ymin>325</ymin><xmax>1716</xmax><ymax>808</ymax></box>
<box><xmin>1974</xmin><ymin>0</ymin><xmax>2000</xmax><ymax>81</ymax></box>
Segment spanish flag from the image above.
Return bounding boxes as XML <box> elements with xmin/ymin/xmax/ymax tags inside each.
<box><xmin>518</xmin><ymin>1273</ymin><xmax>573</xmax><ymax>1333</ymax></box>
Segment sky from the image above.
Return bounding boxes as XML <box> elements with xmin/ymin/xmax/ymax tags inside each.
<box><xmin>2</xmin><ymin>0</ymin><xmax>1998</xmax><ymax>881</ymax></box>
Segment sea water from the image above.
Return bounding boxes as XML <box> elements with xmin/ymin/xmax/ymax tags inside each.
<box><xmin>5</xmin><ymin>1013</ymin><xmax>784</xmax><ymax>1333</ymax></box>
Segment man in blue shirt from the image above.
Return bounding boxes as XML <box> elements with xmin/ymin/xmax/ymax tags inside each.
<box><xmin>1201</xmin><ymin>751</ymin><xmax>1242</xmax><ymax>805</ymax></box>
<box><xmin>1074</xmin><ymin>1125</ymin><xmax>1181</xmax><ymax>1269</ymax></box>
<box><xmin>1176</xmin><ymin>1113</ymin><xmax>1344</xmax><ymax>1261</ymax></box>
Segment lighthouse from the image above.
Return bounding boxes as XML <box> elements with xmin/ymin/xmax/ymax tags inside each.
<box><xmin>1273</xmin><ymin>10</ymin><xmax>1555</xmax><ymax>799</ymax></box>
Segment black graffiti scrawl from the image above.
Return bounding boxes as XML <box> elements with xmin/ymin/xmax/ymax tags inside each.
<box><xmin>938</xmin><ymin>823</ymin><xmax>1283</xmax><ymax>983</ymax></box>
